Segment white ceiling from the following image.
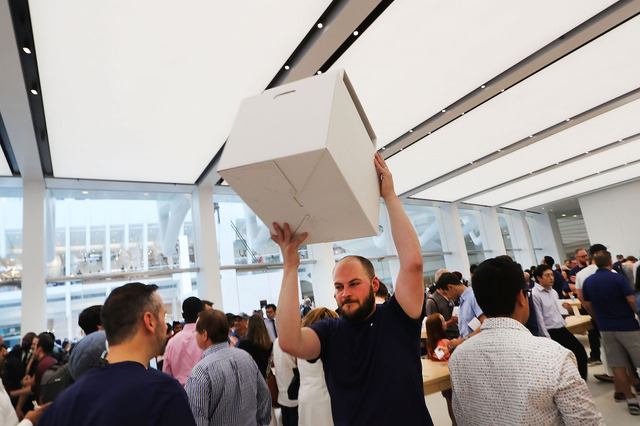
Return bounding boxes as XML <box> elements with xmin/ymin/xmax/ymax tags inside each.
<box><xmin>28</xmin><ymin>0</ymin><xmax>330</xmax><ymax>184</ymax></box>
<box><xmin>2</xmin><ymin>0</ymin><xmax>639</xmax><ymax>213</ymax></box>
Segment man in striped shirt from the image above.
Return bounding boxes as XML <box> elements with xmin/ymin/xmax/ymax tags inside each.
<box><xmin>185</xmin><ymin>309</ymin><xmax>271</xmax><ymax>426</ymax></box>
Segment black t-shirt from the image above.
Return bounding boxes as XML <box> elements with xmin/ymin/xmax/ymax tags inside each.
<box><xmin>39</xmin><ymin>361</ymin><xmax>195</xmax><ymax>426</ymax></box>
<box><xmin>310</xmin><ymin>295</ymin><xmax>433</xmax><ymax>426</ymax></box>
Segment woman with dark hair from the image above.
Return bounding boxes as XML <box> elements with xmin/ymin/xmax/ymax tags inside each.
<box><xmin>238</xmin><ymin>314</ymin><xmax>273</xmax><ymax>378</ymax></box>
<box><xmin>425</xmin><ymin>313</ymin><xmax>451</xmax><ymax>362</ymax></box>
<box><xmin>425</xmin><ymin>313</ymin><xmax>457</xmax><ymax>425</ymax></box>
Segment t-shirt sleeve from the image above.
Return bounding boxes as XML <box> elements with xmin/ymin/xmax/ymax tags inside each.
<box><xmin>386</xmin><ymin>294</ymin><xmax>426</xmax><ymax>334</ymax></box>
<box><xmin>582</xmin><ymin>280</ymin><xmax>591</xmax><ymax>301</ymax></box>
<box><xmin>160</xmin><ymin>380</ymin><xmax>197</xmax><ymax>426</ymax></box>
<box><xmin>619</xmin><ymin>275</ymin><xmax>634</xmax><ymax>296</ymax></box>
<box><xmin>308</xmin><ymin>318</ymin><xmax>334</xmax><ymax>360</ymax></box>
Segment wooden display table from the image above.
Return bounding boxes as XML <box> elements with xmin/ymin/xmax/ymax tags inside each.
<box><xmin>422</xmin><ymin>358</ymin><xmax>451</xmax><ymax>395</ymax></box>
<box><xmin>565</xmin><ymin>315</ymin><xmax>593</xmax><ymax>334</ymax></box>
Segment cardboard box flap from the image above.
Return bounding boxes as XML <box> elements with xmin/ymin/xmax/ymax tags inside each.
<box><xmin>340</xmin><ymin>70</ymin><xmax>376</xmax><ymax>147</ymax></box>
<box><xmin>218</xmin><ymin>74</ymin><xmax>335</xmax><ymax>172</ymax></box>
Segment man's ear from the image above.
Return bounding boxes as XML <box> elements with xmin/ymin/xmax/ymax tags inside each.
<box><xmin>372</xmin><ymin>276</ymin><xmax>380</xmax><ymax>294</ymax></box>
<box><xmin>516</xmin><ymin>289</ymin><xmax>527</xmax><ymax>308</ymax></box>
<box><xmin>142</xmin><ymin>311</ymin><xmax>156</xmax><ymax>333</ymax></box>
<box><xmin>202</xmin><ymin>330</ymin><xmax>208</xmax><ymax>342</ymax></box>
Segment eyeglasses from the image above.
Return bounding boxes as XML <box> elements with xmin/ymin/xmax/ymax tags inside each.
<box><xmin>522</xmin><ymin>288</ymin><xmax>532</xmax><ymax>298</ymax></box>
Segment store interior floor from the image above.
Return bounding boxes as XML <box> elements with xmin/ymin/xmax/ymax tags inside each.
<box><xmin>425</xmin><ymin>334</ymin><xmax>635</xmax><ymax>425</ymax></box>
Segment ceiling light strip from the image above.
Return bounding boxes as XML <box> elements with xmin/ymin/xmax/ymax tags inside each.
<box><xmin>456</xmin><ymin>130</ymin><xmax>640</xmax><ymax>204</ymax></box>
<box><xmin>400</xmin><ymin>87</ymin><xmax>640</xmax><ymax>199</ymax></box>
<box><xmin>499</xmin><ymin>158</ymin><xmax>640</xmax><ymax>209</ymax></box>
<box><xmin>380</xmin><ymin>1</ymin><xmax>640</xmax><ymax>159</ymax></box>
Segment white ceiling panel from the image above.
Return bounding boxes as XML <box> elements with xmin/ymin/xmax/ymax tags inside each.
<box><xmin>388</xmin><ymin>12</ymin><xmax>640</xmax><ymax>195</ymax></box>
<box><xmin>0</xmin><ymin>151</ymin><xmax>10</xmax><ymax>176</ymax></box>
<box><xmin>30</xmin><ymin>1</ymin><xmax>330</xmax><ymax>183</ymax></box>
<box><xmin>502</xmin><ymin>162</ymin><xmax>640</xmax><ymax>210</ymax></box>
<box><xmin>413</xmin><ymin>97</ymin><xmax>640</xmax><ymax>202</ymax></box>
<box><xmin>466</xmin><ymin>140</ymin><xmax>640</xmax><ymax>206</ymax></box>
<box><xmin>330</xmin><ymin>0</ymin><xmax>615</xmax><ymax>148</ymax></box>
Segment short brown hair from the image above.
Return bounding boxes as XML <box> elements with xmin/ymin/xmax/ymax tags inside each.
<box><xmin>336</xmin><ymin>255</ymin><xmax>375</xmax><ymax>280</ymax></box>
<box><xmin>196</xmin><ymin>310</ymin><xmax>229</xmax><ymax>344</ymax></box>
<box><xmin>594</xmin><ymin>251</ymin><xmax>612</xmax><ymax>269</ymax></box>
<box><xmin>102</xmin><ymin>283</ymin><xmax>161</xmax><ymax>346</ymax></box>
<box><xmin>301</xmin><ymin>307</ymin><xmax>338</xmax><ymax>328</ymax></box>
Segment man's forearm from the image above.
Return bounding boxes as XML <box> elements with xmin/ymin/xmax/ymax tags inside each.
<box><xmin>384</xmin><ymin>194</ymin><xmax>422</xmax><ymax>269</ymax></box>
<box><xmin>277</xmin><ymin>263</ymin><xmax>303</xmax><ymax>354</ymax></box>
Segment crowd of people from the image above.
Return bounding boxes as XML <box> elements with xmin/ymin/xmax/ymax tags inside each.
<box><xmin>1</xmin><ymin>153</ymin><xmax>639</xmax><ymax>425</ymax></box>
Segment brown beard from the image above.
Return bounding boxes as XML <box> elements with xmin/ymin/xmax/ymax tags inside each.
<box><xmin>340</xmin><ymin>285</ymin><xmax>376</xmax><ymax>323</ymax></box>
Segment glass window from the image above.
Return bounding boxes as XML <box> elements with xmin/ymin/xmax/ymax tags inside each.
<box><xmin>45</xmin><ymin>189</ymin><xmax>196</xmax><ymax>341</ymax></box>
<box><xmin>214</xmin><ymin>194</ymin><xmax>308</xmax><ymax>265</ymax></box>
<box><xmin>0</xmin><ymin>189</ymin><xmax>23</xmax><ymax>347</ymax></box>
<box><xmin>459</xmin><ymin>209</ymin><xmax>487</xmax><ymax>265</ymax></box>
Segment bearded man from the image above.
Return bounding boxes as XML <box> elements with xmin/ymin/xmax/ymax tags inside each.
<box><xmin>272</xmin><ymin>153</ymin><xmax>433</xmax><ymax>426</ymax></box>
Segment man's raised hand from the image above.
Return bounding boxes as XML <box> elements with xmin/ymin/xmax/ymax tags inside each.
<box><xmin>271</xmin><ymin>222</ymin><xmax>308</xmax><ymax>267</ymax></box>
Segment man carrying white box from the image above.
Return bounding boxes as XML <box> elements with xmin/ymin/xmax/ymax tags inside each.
<box><xmin>272</xmin><ymin>153</ymin><xmax>433</xmax><ymax>426</ymax></box>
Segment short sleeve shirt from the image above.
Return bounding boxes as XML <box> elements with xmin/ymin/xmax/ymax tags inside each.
<box><xmin>309</xmin><ymin>295</ymin><xmax>433</xmax><ymax>426</ymax></box>
<box><xmin>458</xmin><ymin>287</ymin><xmax>484</xmax><ymax>337</ymax></box>
<box><xmin>583</xmin><ymin>269</ymin><xmax>639</xmax><ymax>331</ymax></box>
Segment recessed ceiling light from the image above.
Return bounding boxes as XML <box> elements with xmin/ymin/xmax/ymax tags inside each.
<box><xmin>81</xmin><ymin>191</ymin><xmax>89</xmax><ymax>195</ymax></box>
<box><xmin>441</xmin><ymin>109</ymin><xmax>446</xmax><ymax>113</ymax></box>
<box><xmin>353</xmin><ymin>31</ymin><xmax>359</xmax><ymax>36</ymax></box>
<box><xmin>529</xmin><ymin>135</ymin><xmax>534</xmax><ymax>138</ymax></box>
<box><xmin>565</xmin><ymin>118</ymin><xmax>570</xmax><ymax>122</ymax></box>
<box><xmin>500</xmin><ymin>89</ymin><xmax>505</xmax><ymax>92</ymax></box>
<box><xmin>497</xmin><ymin>149</ymin><xmax>501</xmax><ymax>152</ymax></box>
<box><xmin>562</xmin><ymin>213</ymin><xmax>567</xmax><ymax>217</ymax></box>
<box><xmin>409</xmin><ymin>129</ymin><xmax>413</xmax><ymax>133</ymax></box>
<box><xmin>316</xmin><ymin>70</ymin><xmax>322</xmax><ymax>75</ymax></box>
<box><xmin>480</xmin><ymin>85</ymin><xmax>486</xmax><ymax>89</ymax></box>
<box><xmin>284</xmin><ymin>65</ymin><xmax>290</xmax><ymax>70</ymax></box>
<box><xmin>461</xmin><ymin>112</ymin><xmax>465</xmax><ymax>115</ymax></box>
<box><xmin>381</xmin><ymin>147</ymin><xmax>386</xmax><ymax>150</ymax></box>
<box><xmin>30</xmin><ymin>88</ymin><xmax>38</xmax><ymax>95</ymax></box>
<box><xmin>573</xmin><ymin>214</ymin><xmax>577</xmax><ymax>217</ymax></box>
<box><xmin>23</xmin><ymin>47</ymin><xmax>32</xmax><ymax>54</ymax></box>
<box><xmin>618</xmin><ymin>139</ymin><xmax>623</xmax><ymax>142</ymax></box>
<box><xmin>317</xmin><ymin>23</ymin><xmax>323</xmax><ymax>28</ymax></box>
<box><xmin>541</xmin><ymin>207</ymin><xmax>545</xmax><ymax>210</ymax></box>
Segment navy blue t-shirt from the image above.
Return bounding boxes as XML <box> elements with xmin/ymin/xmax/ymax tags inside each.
<box><xmin>583</xmin><ymin>268</ymin><xmax>640</xmax><ymax>332</ymax></box>
<box><xmin>39</xmin><ymin>361</ymin><xmax>196</xmax><ymax>426</ymax></box>
<box><xmin>309</xmin><ymin>295</ymin><xmax>433</xmax><ymax>426</ymax></box>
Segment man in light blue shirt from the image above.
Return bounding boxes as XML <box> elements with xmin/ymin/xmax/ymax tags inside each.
<box><xmin>532</xmin><ymin>264</ymin><xmax>588</xmax><ymax>380</ymax></box>
<box><xmin>185</xmin><ymin>309</ymin><xmax>271</xmax><ymax>426</ymax></box>
<box><xmin>437</xmin><ymin>273</ymin><xmax>485</xmax><ymax>350</ymax></box>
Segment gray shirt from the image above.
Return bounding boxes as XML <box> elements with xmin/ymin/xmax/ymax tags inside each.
<box><xmin>426</xmin><ymin>291</ymin><xmax>459</xmax><ymax>338</ymax></box>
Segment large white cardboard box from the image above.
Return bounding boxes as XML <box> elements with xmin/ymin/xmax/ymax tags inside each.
<box><xmin>218</xmin><ymin>69</ymin><xmax>379</xmax><ymax>245</ymax></box>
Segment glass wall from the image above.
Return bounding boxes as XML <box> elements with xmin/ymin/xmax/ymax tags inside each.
<box><xmin>0</xmin><ymin>187</ymin><xmax>23</xmax><ymax>347</ymax></box>
<box><xmin>525</xmin><ymin>214</ymin><xmax>543</xmax><ymax>264</ymax></box>
<box><xmin>44</xmin><ymin>189</ymin><xmax>197</xmax><ymax>341</ymax></box>
<box><xmin>214</xmin><ymin>194</ymin><xmax>310</xmax><ymax>314</ymax></box>
<box><xmin>458</xmin><ymin>209</ymin><xmax>488</xmax><ymax>266</ymax></box>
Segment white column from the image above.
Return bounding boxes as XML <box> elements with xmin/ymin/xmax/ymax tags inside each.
<box><xmin>307</xmin><ymin>243</ymin><xmax>338</xmax><ymax>310</ymax></box>
<box><xmin>533</xmin><ymin>212</ymin><xmax>564</xmax><ymax>265</ymax></box>
<box><xmin>479</xmin><ymin>207</ymin><xmax>506</xmax><ymax>257</ymax></box>
<box><xmin>512</xmin><ymin>212</ymin><xmax>537</xmax><ymax>268</ymax></box>
<box><xmin>192</xmin><ymin>184</ymin><xmax>223</xmax><ymax>309</ymax></box>
<box><xmin>438</xmin><ymin>203</ymin><xmax>470</xmax><ymax>275</ymax></box>
<box><xmin>21</xmin><ymin>180</ymin><xmax>47</xmax><ymax>333</ymax></box>
<box><xmin>142</xmin><ymin>221</ymin><xmax>149</xmax><ymax>270</ymax></box>
<box><xmin>104</xmin><ymin>221</ymin><xmax>111</xmax><ymax>273</ymax></box>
